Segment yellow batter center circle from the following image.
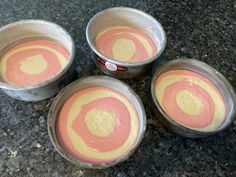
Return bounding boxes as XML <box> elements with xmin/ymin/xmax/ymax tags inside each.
<box><xmin>20</xmin><ymin>54</ymin><xmax>48</xmax><ymax>75</ymax></box>
<box><xmin>84</xmin><ymin>108</ymin><xmax>117</xmax><ymax>137</ymax></box>
<box><xmin>112</xmin><ymin>38</ymin><xmax>136</xmax><ymax>61</ymax></box>
<box><xmin>176</xmin><ymin>90</ymin><xmax>203</xmax><ymax>116</ymax></box>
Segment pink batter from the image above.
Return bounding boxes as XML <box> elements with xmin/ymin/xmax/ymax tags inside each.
<box><xmin>56</xmin><ymin>86</ymin><xmax>139</xmax><ymax>163</ymax></box>
<box><xmin>95</xmin><ymin>26</ymin><xmax>157</xmax><ymax>62</ymax></box>
<box><xmin>0</xmin><ymin>40</ymin><xmax>69</xmax><ymax>86</ymax></box>
<box><xmin>155</xmin><ymin>69</ymin><xmax>227</xmax><ymax>130</ymax></box>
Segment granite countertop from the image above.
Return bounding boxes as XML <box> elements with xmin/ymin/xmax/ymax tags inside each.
<box><xmin>0</xmin><ymin>0</ymin><xmax>236</xmax><ymax>177</ymax></box>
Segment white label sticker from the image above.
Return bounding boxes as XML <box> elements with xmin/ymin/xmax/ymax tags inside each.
<box><xmin>105</xmin><ymin>62</ymin><xmax>118</xmax><ymax>71</ymax></box>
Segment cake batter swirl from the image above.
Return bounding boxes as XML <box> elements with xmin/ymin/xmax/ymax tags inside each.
<box><xmin>0</xmin><ymin>39</ymin><xmax>69</xmax><ymax>86</ymax></box>
<box><xmin>155</xmin><ymin>70</ymin><xmax>226</xmax><ymax>131</ymax></box>
<box><xmin>56</xmin><ymin>86</ymin><xmax>140</xmax><ymax>163</ymax></box>
<box><xmin>95</xmin><ymin>26</ymin><xmax>157</xmax><ymax>62</ymax></box>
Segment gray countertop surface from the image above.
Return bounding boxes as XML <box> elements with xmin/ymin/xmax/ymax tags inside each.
<box><xmin>0</xmin><ymin>0</ymin><xmax>236</xmax><ymax>176</ymax></box>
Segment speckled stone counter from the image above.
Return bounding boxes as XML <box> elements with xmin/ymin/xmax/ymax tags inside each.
<box><xmin>0</xmin><ymin>0</ymin><xmax>236</xmax><ymax>177</ymax></box>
